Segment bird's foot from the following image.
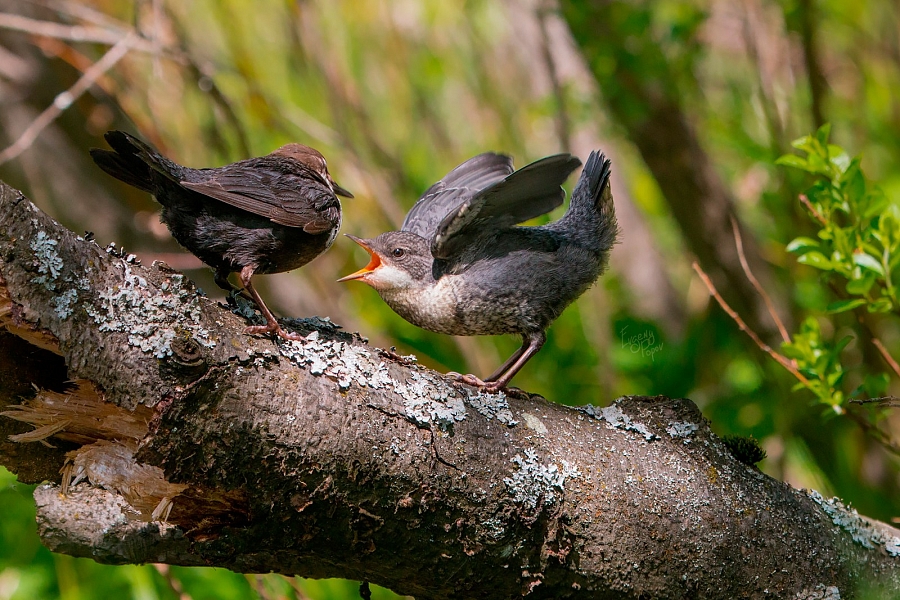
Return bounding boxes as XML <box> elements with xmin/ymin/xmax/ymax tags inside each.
<box><xmin>447</xmin><ymin>372</ymin><xmax>505</xmax><ymax>393</ymax></box>
<box><xmin>244</xmin><ymin>323</ymin><xmax>304</xmax><ymax>341</ymax></box>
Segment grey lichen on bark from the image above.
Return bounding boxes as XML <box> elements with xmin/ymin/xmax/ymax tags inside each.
<box><xmin>0</xmin><ymin>179</ymin><xmax>898</xmax><ymax>599</ymax></box>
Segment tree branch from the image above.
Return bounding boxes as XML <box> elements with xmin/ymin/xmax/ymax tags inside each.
<box><xmin>1</xmin><ymin>179</ymin><xmax>898</xmax><ymax>598</ymax></box>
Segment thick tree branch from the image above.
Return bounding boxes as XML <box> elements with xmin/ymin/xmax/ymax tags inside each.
<box><xmin>0</xmin><ymin>179</ymin><xmax>898</xmax><ymax>599</ymax></box>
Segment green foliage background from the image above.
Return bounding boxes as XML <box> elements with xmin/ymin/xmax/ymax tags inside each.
<box><xmin>0</xmin><ymin>0</ymin><xmax>899</xmax><ymax>598</ymax></box>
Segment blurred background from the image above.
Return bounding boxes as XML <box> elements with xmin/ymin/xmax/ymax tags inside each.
<box><xmin>1</xmin><ymin>0</ymin><xmax>899</xmax><ymax>598</ymax></box>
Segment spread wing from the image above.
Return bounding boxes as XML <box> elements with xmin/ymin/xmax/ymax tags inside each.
<box><xmin>401</xmin><ymin>153</ymin><xmax>513</xmax><ymax>238</ymax></box>
<box><xmin>180</xmin><ymin>159</ymin><xmax>339</xmax><ymax>233</ymax></box>
<box><xmin>431</xmin><ymin>153</ymin><xmax>582</xmax><ymax>259</ymax></box>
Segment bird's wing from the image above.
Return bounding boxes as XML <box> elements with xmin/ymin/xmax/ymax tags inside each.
<box><xmin>430</xmin><ymin>153</ymin><xmax>582</xmax><ymax>259</ymax></box>
<box><xmin>180</xmin><ymin>160</ymin><xmax>338</xmax><ymax>232</ymax></box>
<box><xmin>401</xmin><ymin>153</ymin><xmax>514</xmax><ymax>238</ymax></box>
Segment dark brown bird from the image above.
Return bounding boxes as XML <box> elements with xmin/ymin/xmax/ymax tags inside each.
<box><xmin>339</xmin><ymin>150</ymin><xmax>616</xmax><ymax>391</ymax></box>
<box><xmin>91</xmin><ymin>130</ymin><xmax>352</xmax><ymax>341</ymax></box>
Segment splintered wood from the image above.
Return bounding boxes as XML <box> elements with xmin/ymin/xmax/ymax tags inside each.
<box><xmin>1</xmin><ymin>380</ymin><xmax>151</xmax><ymax>445</ymax></box>
<box><xmin>0</xmin><ymin>380</ymin><xmax>182</xmax><ymax>521</ymax></box>
<box><xmin>1</xmin><ymin>276</ymin><xmax>185</xmax><ymax>522</ymax></box>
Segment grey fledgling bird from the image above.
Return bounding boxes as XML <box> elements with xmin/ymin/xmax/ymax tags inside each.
<box><xmin>91</xmin><ymin>130</ymin><xmax>352</xmax><ymax>341</ymax></box>
<box><xmin>339</xmin><ymin>150</ymin><xmax>617</xmax><ymax>391</ymax></box>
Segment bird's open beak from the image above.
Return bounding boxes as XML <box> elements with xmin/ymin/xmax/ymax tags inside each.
<box><xmin>337</xmin><ymin>235</ymin><xmax>380</xmax><ymax>282</ymax></box>
<box><xmin>331</xmin><ymin>179</ymin><xmax>354</xmax><ymax>198</ymax></box>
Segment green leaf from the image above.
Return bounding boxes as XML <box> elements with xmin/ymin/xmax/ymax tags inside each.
<box><xmin>799</xmin><ymin>316</ymin><xmax>821</xmax><ymax>335</ymax></box>
<box><xmin>834</xmin><ymin>335</ymin><xmax>854</xmax><ymax>354</ymax></box>
<box><xmin>867</xmin><ymin>298</ymin><xmax>893</xmax><ymax>313</ymax></box>
<box><xmin>776</xmin><ymin>154</ymin><xmax>812</xmax><ymax>171</ymax></box>
<box><xmin>786</xmin><ymin>237</ymin><xmax>820</xmax><ymax>253</ymax></box>
<box><xmin>826</xmin><ymin>299</ymin><xmax>867</xmax><ymax>313</ymax></box>
<box><xmin>797</xmin><ymin>252</ymin><xmax>834</xmax><ymax>270</ymax></box>
<box><xmin>853</xmin><ymin>253</ymin><xmax>884</xmax><ymax>275</ymax></box>
<box><xmin>791</xmin><ymin>134</ymin><xmax>816</xmax><ymax>152</ymax></box>
<box><xmin>828</xmin><ymin>146</ymin><xmax>850</xmax><ymax>173</ymax></box>
<box><xmin>826</xmin><ymin>370</ymin><xmax>845</xmax><ymax>388</ymax></box>
<box><xmin>846</xmin><ymin>272</ymin><xmax>876</xmax><ymax>295</ymax></box>
<box><xmin>839</xmin><ymin>158</ymin><xmax>865</xmax><ymax>201</ymax></box>
<box><xmin>863</xmin><ymin>192</ymin><xmax>889</xmax><ymax>219</ymax></box>
<box><xmin>815</xmin><ymin>123</ymin><xmax>832</xmax><ymax>147</ymax></box>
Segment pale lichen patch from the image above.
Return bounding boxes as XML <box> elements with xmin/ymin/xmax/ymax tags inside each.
<box><xmin>398</xmin><ymin>371</ymin><xmax>467</xmax><ymax>430</ymax></box>
<box><xmin>521</xmin><ymin>413</ymin><xmax>546</xmax><ymax>434</ymax></box>
<box><xmin>278</xmin><ymin>330</ymin><xmax>394</xmax><ymax>390</ymax></box>
<box><xmin>52</xmin><ymin>288</ymin><xmax>79</xmax><ymax>319</ymax></box>
<box><xmin>467</xmin><ymin>389</ymin><xmax>517</xmax><ymax>426</ymax></box>
<box><xmin>503</xmin><ymin>449</ymin><xmax>579</xmax><ymax>510</ymax></box>
<box><xmin>579</xmin><ymin>401</ymin><xmax>657</xmax><ymax>441</ymax></box>
<box><xmin>806</xmin><ymin>489</ymin><xmax>900</xmax><ymax>557</ymax></box>
<box><xmin>30</xmin><ymin>230</ymin><xmax>63</xmax><ymax>289</ymax></box>
<box><xmin>85</xmin><ymin>262</ymin><xmax>215</xmax><ymax>358</ymax></box>
<box><xmin>666</xmin><ymin>421</ymin><xmax>698</xmax><ymax>443</ymax></box>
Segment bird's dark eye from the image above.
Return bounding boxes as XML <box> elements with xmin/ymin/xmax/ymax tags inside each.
<box><xmin>391</xmin><ymin>247</ymin><xmax>405</xmax><ymax>258</ymax></box>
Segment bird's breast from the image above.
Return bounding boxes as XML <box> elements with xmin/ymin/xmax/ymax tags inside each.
<box><xmin>378</xmin><ymin>275</ymin><xmax>528</xmax><ymax>336</ymax></box>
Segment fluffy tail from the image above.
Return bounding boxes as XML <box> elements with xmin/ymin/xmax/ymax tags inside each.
<box><xmin>89</xmin><ymin>131</ymin><xmax>183</xmax><ymax>193</ymax></box>
<box><xmin>556</xmin><ymin>150</ymin><xmax>618</xmax><ymax>252</ymax></box>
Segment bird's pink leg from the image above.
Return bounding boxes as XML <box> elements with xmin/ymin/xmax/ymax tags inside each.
<box><xmin>239</xmin><ymin>266</ymin><xmax>303</xmax><ymax>341</ymax></box>
<box><xmin>449</xmin><ymin>332</ymin><xmax>545</xmax><ymax>392</ymax></box>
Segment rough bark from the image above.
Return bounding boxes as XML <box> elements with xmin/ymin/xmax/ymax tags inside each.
<box><xmin>0</xmin><ymin>179</ymin><xmax>898</xmax><ymax>599</ymax></box>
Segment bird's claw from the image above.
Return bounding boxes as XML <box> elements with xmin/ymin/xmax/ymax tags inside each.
<box><xmin>447</xmin><ymin>372</ymin><xmax>505</xmax><ymax>392</ymax></box>
<box><xmin>244</xmin><ymin>324</ymin><xmax>303</xmax><ymax>341</ymax></box>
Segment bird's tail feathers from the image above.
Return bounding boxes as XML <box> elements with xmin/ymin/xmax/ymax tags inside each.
<box><xmin>561</xmin><ymin>150</ymin><xmax>618</xmax><ymax>250</ymax></box>
<box><xmin>90</xmin><ymin>131</ymin><xmax>184</xmax><ymax>192</ymax></box>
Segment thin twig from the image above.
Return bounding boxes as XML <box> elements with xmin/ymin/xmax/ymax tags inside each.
<box><xmin>799</xmin><ymin>193</ymin><xmax>827</xmax><ymax>225</ymax></box>
<box><xmin>0</xmin><ymin>12</ymin><xmax>181</xmax><ymax>59</ymax></box>
<box><xmin>693</xmin><ymin>262</ymin><xmax>809</xmax><ymax>385</ymax></box>
<box><xmin>731</xmin><ymin>216</ymin><xmax>790</xmax><ymax>343</ymax></box>
<box><xmin>871</xmin><ymin>338</ymin><xmax>900</xmax><ymax>379</ymax></box>
<box><xmin>0</xmin><ymin>33</ymin><xmax>135</xmax><ymax>165</ymax></box>
<box><xmin>849</xmin><ymin>396</ymin><xmax>900</xmax><ymax>407</ymax></box>
<box><xmin>844</xmin><ymin>407</ymin><xmax>900</xmax><ymax>457</ymax></box>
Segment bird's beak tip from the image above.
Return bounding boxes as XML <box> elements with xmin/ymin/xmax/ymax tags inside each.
<box><xmin>333</xmin><ymin>182</ymin><xmax>354</xmax><ymax>198</ymax></box>
<box><xmin>338</xmin><ymin>237</ymin><xmax>380</xmax><ymax>283</ymax></box>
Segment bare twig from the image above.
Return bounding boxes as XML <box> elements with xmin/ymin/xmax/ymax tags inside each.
<box><xmin>693</xmin><ymin>261</ymin><xmax>808</xmax><ymax>384</ymax></box>
<box><xmin>731</xmin><ymin>216</ymin><xmax>790</xmax><ymax>343</ymax></box>
<box><xmin>799</xmin><ymin>193</ymin><xmax>828</xmax><ymax>225</ymax></box>
<box><xmin>0</xmin><ymin>12</ymin><xmax>181</xmax><ymax>59</ymax></box>
<box><xmin>844</xmin><ymin>407</ymin><xmax>900</xmax><ymax>457</ymax></box>
<box><xmin>0</xmin><ymin>33</ymin><xmax>134</xmax><ymax>165</ymax></box>
<box><xmin>849</xmin><ymin>396</ymin><xmax>900</xmax><ymax>407</ymax></box>
<box><xmin>872</xmin><ymin>338</ymin><xmax>900</xmax><ymax>379</ymax></box>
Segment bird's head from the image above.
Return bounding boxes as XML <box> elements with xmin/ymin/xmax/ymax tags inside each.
<box><xmin>274</xmin><ymin>144</ymin><xmax>354</xmax><ymax>198</ymax></box>
<box><xmin>338</xmin><ymin>231</ymin><xmax>433</xmax><ymax>291</ymax></box>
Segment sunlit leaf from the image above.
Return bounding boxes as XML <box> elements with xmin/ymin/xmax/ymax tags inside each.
<box><xmin>853</xmin><ymin>253</ymin><xmax>884</xmax><ymax>275</ymax></box>
<box><xmin>826</xmin><ymin>299</ymin><xmax>867</xmax><ymax>313</ymax></box>
<box><xmin>797</xmin><ymin>252</ymin><xmax>833</xmax><ymax>270</ymax></box>
<box><xmin>785</xmin><ymin>237</ymin><xmax>820</xmax><ymax>253</ymax></box>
